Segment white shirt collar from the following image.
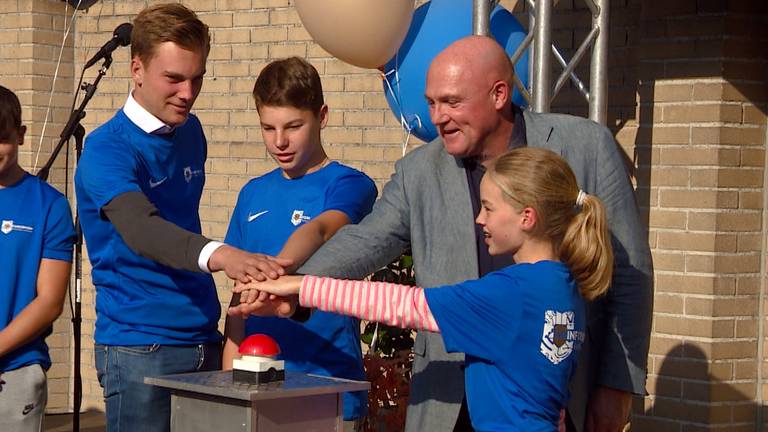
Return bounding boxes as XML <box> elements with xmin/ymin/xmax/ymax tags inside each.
<box><xmin>123</xmin><ymin>91</ymin><xmax>175</xmax><ymax>135</ymax></box>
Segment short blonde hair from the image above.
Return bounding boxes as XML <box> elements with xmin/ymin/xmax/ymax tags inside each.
<box><xmin>131</xmin><ymin>3</ymin><xmax>210</xmax><ymax>65</ymax></box>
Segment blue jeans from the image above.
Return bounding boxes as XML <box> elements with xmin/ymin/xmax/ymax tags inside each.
<box><xmin>95</xmin><ymin>343</ymin><xmax>221</xmax><ymax>432</ymax></box>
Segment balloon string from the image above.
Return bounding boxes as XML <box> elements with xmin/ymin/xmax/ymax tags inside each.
<box><xmin>381</xmin><ymin>67</ymin><xmax>412</xmax><ymax>157</ymax></box>
<box><xmin>33</xmin><ymin>2</ymin><xmax>81</xmax><ymax>172</ymax></box>
<box><xmin>402</xmin><ymin>126</ymin><xmax>412</xmax><ymax>157</ymax></box>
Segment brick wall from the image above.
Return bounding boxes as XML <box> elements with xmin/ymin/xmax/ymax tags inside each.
<box><xmin>2</xmin><ymin>0</ymin><xmax>767</xmax><ymax>428</ymax></box>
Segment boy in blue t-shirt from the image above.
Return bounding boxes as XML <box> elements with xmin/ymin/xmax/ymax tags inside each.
<box><xmin>222</xmin><ymin>57</ymin><xmax>377</xmax><ymax>427</ymax></box>
<box><xmin>0</xmin><ymin>85</ymin><xmax>76</xmax><ymax>431</ymax></box>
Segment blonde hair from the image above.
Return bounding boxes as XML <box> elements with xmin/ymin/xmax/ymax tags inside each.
<box><xmin>131</xmin><ymin>3</ymin><xmax>210</xmax><ymax>65</ymax></box>
<box><xmin>486</xmin><ymin>147</ymin><xmax>613</xmax><ymax>300</ymax></box>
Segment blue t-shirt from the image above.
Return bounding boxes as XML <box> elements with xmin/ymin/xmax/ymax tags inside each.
<box><xmin>1</xmin><ymin>173</ymin><xmax>75</xmax><ymax>372</ymax></box>
<box><xmin>75</xmin><ymin>110</ymin><xmax>221</xmax><ymax>345</ymax></box>
<box><xmin>425</xmin><ymin>261</ymin><xmax>585</xmax><ymax>432</ymax></box>
<box><xmin>225</xmin><ymin>162</ymin><xmax>377</xmax><ymax>420</ymax></box>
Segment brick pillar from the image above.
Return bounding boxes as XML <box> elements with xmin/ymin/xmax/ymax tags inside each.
<box><xmin>0</xmin><ymin>0</ymin><xmax>76</xmax><ymax>413</ymax></box>
<box><xmin>633</xmin><ymin>1</ymin><xmax>767</xmax><ymax>430</ymax></box>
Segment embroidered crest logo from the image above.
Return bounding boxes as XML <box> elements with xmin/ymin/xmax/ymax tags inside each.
<box><xmin>1</xmin><ymin>220</ymin><xmax>33</xmax><ymax>234</ymax></box>
<box><xmin>290</xmin><ymin>210</ymin><xmax>310</xmax><ymax>226</ymax></box>
<box><xmin>540</xmin><ymin>310</ymin><xmax>583</xmax><ymax>365</ymax></box>
<box><xmin>183</xmin><ymin>166</ymin><xmax>203</xmax><ymax>183</ymax></box>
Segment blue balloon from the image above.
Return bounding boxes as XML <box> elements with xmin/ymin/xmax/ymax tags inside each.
<box><xmin>382</xmin><ymin>0</ymin><xmax>529</xmax><ymax>143</ymax></box>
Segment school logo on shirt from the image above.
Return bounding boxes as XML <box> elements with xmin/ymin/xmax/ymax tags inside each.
<box><xmin>183</xmin><ymin>166</ymin><xmax>203</xmax><ymax>183</ymax></box>
<box><xmin>1</xmin><ymin>220</ymin><xmax>34</xmax><ymax>235</ymax></box>
<box><xmin>290</xmin><ymin>210</ymin><xmax>311</xmax><ymax>226</ymax></box>
<box><xmin>540</xmin><ymin>310</ymin><xmax>584</xmax><ymax>365</ymax></box>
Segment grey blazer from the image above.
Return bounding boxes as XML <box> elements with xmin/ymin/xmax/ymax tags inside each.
<box><xmin>300</xmin><ymin>110</ymin><xmax>653</xmax><ymax>432</ymax></box>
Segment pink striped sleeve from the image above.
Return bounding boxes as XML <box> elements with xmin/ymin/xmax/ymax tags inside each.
<box><xmin>299</xmin><ymin>276</ymin><xmax>440</xmax><ymax>332</ymax></box>
<box><xmin>299</xmin><ymin>275</ymin><xmax>314</xmax><ymax>306</ymax></box>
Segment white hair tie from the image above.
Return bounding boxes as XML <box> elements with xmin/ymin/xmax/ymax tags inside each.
<box><xmin>576</xmin><ymin>190</ymin><xmax>587</xmax><ymax>209</ymax></box>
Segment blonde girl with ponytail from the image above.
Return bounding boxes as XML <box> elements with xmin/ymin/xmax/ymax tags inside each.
<box><xmin>485</xmin><ymin>146</ymin><xmax>613</xmax><ymax>301</ymax></box>
<box><xmin>236</xmin><ymin>147</ymin><xmax>613</xmax><ymax>432</ymax></box>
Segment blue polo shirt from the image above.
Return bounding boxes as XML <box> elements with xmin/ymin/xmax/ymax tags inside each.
<box><xmin>225</xmin><ymin>162</ymin><xmax>377</xmax><ymax>420</ymax></box>
<box><xmin>0</xmin><ymin>173</ymin><xmax>75</xmax><ymax>371</ymax></box>
<box><xmin>75</xmin><ymin>110</ymin><xmax>221</xmax><ymax>346</ymax></box>
<box><xmin>425</xmin><ymin>261</ymin><xmax>585</xmax><ymax>431</ymax></box>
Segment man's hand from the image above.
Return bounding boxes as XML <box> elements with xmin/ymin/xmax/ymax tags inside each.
<box><xmin>208</xmin><ymin>245</ymin><xmax>292</xmax><ymax>283</ymax></box>
<box><xmin>585</xmin><ymin>386</ymin><xmax>632</xmax><ymax>432</ymax></box>
<box><xmin>228</xmin><ymin>293</ymin><xmax>298</xmax><ymax>319</ymax></box>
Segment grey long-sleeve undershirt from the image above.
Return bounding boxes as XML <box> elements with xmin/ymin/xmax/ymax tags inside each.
<box><xmin>102</xmin><ymin>191</ymin><xmax>210</xmax><ymax>272</ymax></box>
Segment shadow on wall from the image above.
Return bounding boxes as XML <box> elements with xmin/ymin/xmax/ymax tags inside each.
<box><xmin>631</xmin><ymin>343</ymin><xmax>759</xmax><ymax>430</ymax></box>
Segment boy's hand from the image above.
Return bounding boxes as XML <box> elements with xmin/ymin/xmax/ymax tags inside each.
<box><xmin>208</xmin><ymin>245</ymin><xmax>293</xmax><ymax>283</ymax></box>
<box><xmin>234</xmin><ymin>280</ymin><xmax>269</xmax><ymax>303</ymax></box>
<box><xmin>236</xmin><ymin>287</ymin><xmax>269</xmax><ymax>305</ymax></box>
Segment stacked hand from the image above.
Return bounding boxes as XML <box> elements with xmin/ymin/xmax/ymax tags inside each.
<box><xmin>208</xmin><ymin>244</ymin><xmax>294</xmax><ymax>284</ymax></box>
<box><xmin>227</xmin><ymin>275</ymin><xmax>304</xmax><ymax>319</ymax></box>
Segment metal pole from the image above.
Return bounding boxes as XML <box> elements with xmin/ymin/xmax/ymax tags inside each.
<box><xmin>473</xmin><ymin>0</ymin><xmax>492</xmax><ymax>36</ymax></box>
<box><xmin>553</xmin><ymin>26</ymin><xmax>598</xmax><ymax>98</ymax></box>
<box><xmin>528</xmin><ymin>1</ymin><xmax>535</xmax><ymax>102</ymax></box>
<box><xmin>532</xmin><ymin>0</ymin><xmax>553</xmax><ymax>113</ymax></box>
<box><xmin>589</xmin><ymin>0</ymin><xmax>609</xmax><ymax>124</ymax></box>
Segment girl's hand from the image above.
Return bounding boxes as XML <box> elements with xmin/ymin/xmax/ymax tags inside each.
<box><xmin>252</xmin><ymin>275</ymin><xmax>304</xmax><ymax>297</ymax></box>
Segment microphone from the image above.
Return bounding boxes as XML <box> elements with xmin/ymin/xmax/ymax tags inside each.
<box><xmin>83</xmin><ymin>23</ymin><xmax>132</xmax><ymax>69</ymax></box>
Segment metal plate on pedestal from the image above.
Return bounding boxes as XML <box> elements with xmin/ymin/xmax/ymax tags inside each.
<box><xmin>145</xmin><ymin>370</ymin><xmax>369</xmax><ymax>402</ymax></box>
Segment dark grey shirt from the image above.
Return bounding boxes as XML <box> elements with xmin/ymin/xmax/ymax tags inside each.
<box><xmin>103</xmin><ymin>191</ymin><xmax>210</xmax><ymax>273</ymax></box>
<box><xmin>464</xmin><ymin>104</ymin><xmax>526</xmax><ymax>277</ymax></box>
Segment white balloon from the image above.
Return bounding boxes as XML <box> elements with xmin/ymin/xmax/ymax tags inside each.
<box><xmin>295</xmin><ymin>0</ymin><xmax>415</xmax><ymax>69</ymax></box>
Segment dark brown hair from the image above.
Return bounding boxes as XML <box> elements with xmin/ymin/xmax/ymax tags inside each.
<box><xmin>252</xmin><ymin>57</ymin><xmax>325</xmax><ymax>115</ymax></box>
<box><xmin>0</xmin><ymin>85</ymin><xmax>22</xmax><ymax>143</ymax></box>
<box><xmin>131</xmin><ymin>3</ymin><xmax>210</xmax><ymax>64</ymax></box>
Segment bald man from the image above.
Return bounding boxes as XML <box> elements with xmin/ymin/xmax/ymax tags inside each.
<box><xmin>234</xmin><ymin>36</ymin><xmax>653</xmax><ymax>432</ymax></box>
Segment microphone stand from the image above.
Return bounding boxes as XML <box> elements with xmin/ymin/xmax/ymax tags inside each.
<box><xmin>37</xmin><ymin>54</ymin><xmax>113</xmax><ymax>432</ymax></box>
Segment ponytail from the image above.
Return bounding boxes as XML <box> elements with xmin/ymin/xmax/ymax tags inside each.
<box><xmin>559</xmin><ymin>193</ymin><xmax>613</xmax><ymax>300</ymax></box>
